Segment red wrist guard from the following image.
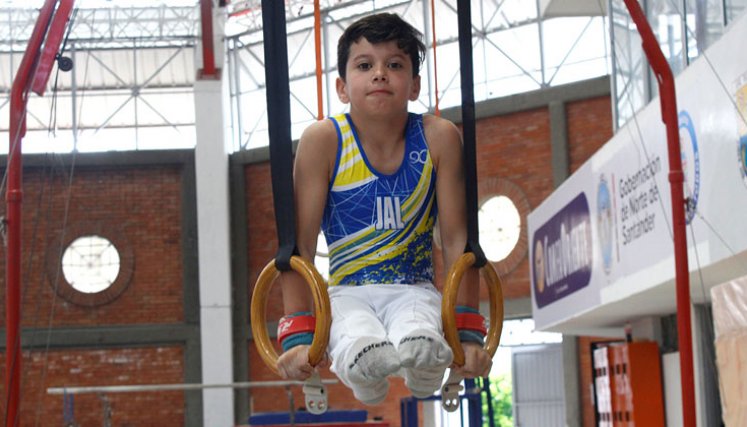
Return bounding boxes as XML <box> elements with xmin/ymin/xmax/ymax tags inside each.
<box><xmin>277</xmin><ymin>314</ymin><xmax>316</xmax><ymax>344</ymax></box>
<box><xmin>455</xmin><ymin>312</ymin><xmax>487</xmax><ymax>335</ymax></box>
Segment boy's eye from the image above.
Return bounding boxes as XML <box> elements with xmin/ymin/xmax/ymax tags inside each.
<box><xmin>357</xmin><ymin>63</ymin><xmax>371</xmax><ymax>71</ymax></box>
<box><xmin>388</xmin><ymin>62</ymin><xmax>403</xmax><ymax>69</ymax></box>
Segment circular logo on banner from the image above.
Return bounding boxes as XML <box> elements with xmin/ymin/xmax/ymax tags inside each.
<box><xmin>533</xmin><ymin>239</ymin><xmax>546</xmax><ymax>295</ymax></box>
<box><xmin>597</xmin><ymin>174</ymin><xmax>614</xmax><ymax>275</ymax></box>
<box><xmin>679</xmin><ymin>111</ymin><xmax>700</xmax><ymax>224</ymax></box>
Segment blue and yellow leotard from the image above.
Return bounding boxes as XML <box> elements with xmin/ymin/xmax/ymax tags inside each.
<box><xmin>322</xmin><ymin>113</ymin><xmax>437</xmax><ymax>286</ymax></box>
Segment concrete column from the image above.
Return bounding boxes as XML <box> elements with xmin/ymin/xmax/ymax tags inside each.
<box><xmin>194</xmin><ymin>80</ymin><xmax>234</xmax><ymax>427</ymax></box>
<box><xmin>549</xmin><ymin>100</ymin><xmax>569</xmax><ymax>189</ymax></box>
<box><xmin>194</xmin><ymin>3</ymin><xmax>234</xmax><ymax>426</ymax></box>
<box><xmin>562</xmin><ymin>337</ymin><xmax>581</xmax><ymax>427</ymax></box>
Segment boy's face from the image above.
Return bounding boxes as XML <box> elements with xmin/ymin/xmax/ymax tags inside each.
<box><xmin>336</xmin><ymin>38</ymin><xmax>421</xmax><ymax>117</ymax></box>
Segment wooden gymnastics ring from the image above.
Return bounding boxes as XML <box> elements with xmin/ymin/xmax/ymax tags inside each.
<box><xmin>442</xmin><ymin>252</ymin><xmax>505</xmax><ymax>366</ymax></box>
<box><xmin>251</xmin><ymin>256</ymin><xmax>331</xmax><ymax>376</ymax></box>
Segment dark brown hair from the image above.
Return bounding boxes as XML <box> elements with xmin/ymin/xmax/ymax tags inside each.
<box><xmin>337</xmin><ymin>13</ymin><xmax>425</xmax><ymax>80</ymax></box>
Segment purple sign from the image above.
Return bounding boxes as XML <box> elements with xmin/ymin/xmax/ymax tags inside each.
<box><xmin>532</xmin><ymin>193</ymin><xmax>593</xmax><ymax>308</ymax></box>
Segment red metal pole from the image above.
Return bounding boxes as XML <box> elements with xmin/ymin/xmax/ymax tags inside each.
<box><xmin>313</xmin><ymin>0</ymin><xmax>323</xmax><ymax>120</ymax></box>
<box><xmin>31</xmin><ymin>0</ymin><xmax>75</xmax><ymax>96</ymax></box>
<box><xmin>621</xmin><ymin>1</ymin><xmax>696</xmax><ymax>426</ymax></box>
<box><xmin>199</xmin><ymin>0</ymin><xmax>217</xmax><ymax>78</ymax></box>
<box><xmin>6</xmin><ymin>2</ymin><xmax>59</xmax><ymax>424</ymax></box>
<box><xmin>430</xmin><ymin>0</ymin><xmax>440</xmax><ymax>116</ymax></box>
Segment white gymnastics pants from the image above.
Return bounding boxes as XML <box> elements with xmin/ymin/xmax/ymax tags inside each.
<box><xmin>327</xmin><ymin>283</ymin><xmax>447</xmax><ymax>387</ymax></box>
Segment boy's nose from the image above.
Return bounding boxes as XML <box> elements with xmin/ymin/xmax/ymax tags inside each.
<box><xmin>373</xmin><ymin>67</ymin><xmax>387</xmax><ymax>81</ymax></box>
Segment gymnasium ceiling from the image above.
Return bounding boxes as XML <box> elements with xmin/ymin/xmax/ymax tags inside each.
<box><xmin>0</xmin><ymin>0</ymin><xmax>608</xmax><ymax>151</ymax></box>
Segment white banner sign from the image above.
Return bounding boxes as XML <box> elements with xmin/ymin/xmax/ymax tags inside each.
<box><xmin>529</xmin><ymin>12</ymin><xmax>747</xmax><ymax>331</ymax></box>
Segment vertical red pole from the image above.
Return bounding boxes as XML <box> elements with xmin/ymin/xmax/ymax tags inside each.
<box><xmin>5</xmin><ymin>91</ymin><xmax>25</xmax><ymax>427</ymax></box>
<box><xmin>200</xmin><ymin>0</ymin><xmax>216</xmax><ymax>78</ymax></box>
<box><xmin>313</xmin><ymin>0</ymin><xmax>323</xmax><ymax>120</ymax></box>
<box><xmin>6</xmin><ymin>2</ymin><xmax>59</xmax><ymax>424</ymax></box>
<box><xmin>430</xmin><ymin>0</ymin><xmax>440</xmax><ymax>116</ymax></box>
<box><xmin>621</xmin><ymin>1</ymin><xmax>696</xmax><ymax>426</ymax></box>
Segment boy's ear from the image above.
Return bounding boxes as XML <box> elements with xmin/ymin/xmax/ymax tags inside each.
<box><xmin>336</xmin><ymin>77</ymin><xmax>350</xmax><ymax>104</ymax></box>
<box><xmin>409</xmin><ymin>75</ymin><xmax>421</xmax><ymax>101</ymax></box>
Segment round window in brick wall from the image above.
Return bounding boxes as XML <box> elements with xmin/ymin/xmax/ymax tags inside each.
<box><xmin>47</xmin><ymin>222</ymin><xmax>134</xmax><ymax>306</ymax></box>
<box><xmin>478</xmin><ymin>177</ymin><xmax>531</xmax><ymax>275</ymax></box>
<box><xmin>478</xmin><ymin>195</ymin><xmax>521</xmax><ymax>262</ymax></box>
<box><xmin>62</xmin><ymin>236</ymin><xmax>120</xmax><ymax>293</ymax></box>
<box><xmin>433</xmin><ymin>178</ymin><xmax>530</xmax><ymax>276</ymax></box>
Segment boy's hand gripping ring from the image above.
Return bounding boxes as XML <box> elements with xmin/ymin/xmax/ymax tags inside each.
<box><xmin>440</xmin><ymin>252</ymin><xmax>504</xmax><ymax>411</ymax></box>
<box><xmin>250</xmin><ymin>256</ymin><xmax>331</xmax><ymax>374</ymax></box>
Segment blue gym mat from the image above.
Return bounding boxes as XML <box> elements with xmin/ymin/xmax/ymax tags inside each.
<box><xmin>249</xmin><ymin>409</ymin><xmax>368</xmax><ymax>425</ymax></box>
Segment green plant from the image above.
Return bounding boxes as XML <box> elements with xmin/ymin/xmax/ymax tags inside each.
<box><xmin>482</xmin><ymin>374</ymin><xmax>513</xmax><ymax>427</ymax></box>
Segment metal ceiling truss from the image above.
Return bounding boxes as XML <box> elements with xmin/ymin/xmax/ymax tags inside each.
<box><xmin>228</xmin><ymin>0</ymin><xmax>608</xmax><ymax>149</ymax></box>
<box><xmin>1</xmin><ymin>43</ymin><xmax>194</xmax><ymax>138</ymax></box>
<box><xmin>0</xmin><ymin>5</ymin><xmax>197</xmax><ymax>150</ymax></box>
<box><xmin>1</xmin><ymin>0</ymin><xmax>609</xmax><ymax>152</ymax></box>
<box><xmin>0</xmin><ymin>5</ymin><xmax>198</xmax><ymax>49</ymax></box>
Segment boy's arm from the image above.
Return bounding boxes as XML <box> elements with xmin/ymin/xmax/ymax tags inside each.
<box><xmin>426</xmin><ymin>116</ymin><xmax>478</xmax><ymax>309</ymax></box>
<box><xmin>276</xmin><ymin>119</ymin><xmax>337</xmax><ymax>380</ymax></box>
<box><xmin>280</xmin><ymin>119</ymin><xmax>336</xmax><ymax>312</ymax></box>
<box><xmin>426</xmin><ymin>115</ymin><xmax>492</xmax><ymax>379</ymax></box>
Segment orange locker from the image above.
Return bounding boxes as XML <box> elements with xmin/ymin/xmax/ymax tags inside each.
<box><xmin>594</xmin><ymin>341</ymin><xmax>665</xmax><ymax>426</ymax></box>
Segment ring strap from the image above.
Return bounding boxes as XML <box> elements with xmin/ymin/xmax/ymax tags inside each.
<box><xmin>457</xmin><ymin>0</ymin><xmax>486</xmax><ymax>267</ymax></box>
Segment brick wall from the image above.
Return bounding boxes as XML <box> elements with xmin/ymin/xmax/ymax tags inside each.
<box><xmin>0</xmin><ymin>161</ymin><xmax>190</xmax><ymax>426</ymax></box>
<box><xmin>567</xmin><ymin>97</ymin><xmax>614</xmax><ymax>174</ymax></box>
<box><xmin>0</xmin><ymin>165</ymin><xmax>185</xmax><ymax>326</ymax></box>
<box><xmin>474</xmin><ymin>108</ymin><xmax>553</xmax><ymax>299</ymax></box>
<box><xmin>1</xmin><ymin>347</ymin><xmax>185</xmax><ymax>427</ymax></box>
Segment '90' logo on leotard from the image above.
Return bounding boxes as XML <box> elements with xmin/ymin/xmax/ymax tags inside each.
<box><xmin>409</xmin><ymin>149</ymin><xmax>428</xmax><ymax>164</ymax></box>
<box><xmin>375</xmin><ymin>196</ymin><xmax>405</xmax><ymax>230</ymax></box>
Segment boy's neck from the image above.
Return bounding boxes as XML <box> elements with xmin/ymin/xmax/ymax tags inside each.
<box><xmin>348</xmin><ymin>110</ymin><xmax>411</xmax><ymax>174</ymax></box>
<box><xmin>348</xmin><ymin>110</ymin><xmax>409</xmax><ymax>148</ymax></box>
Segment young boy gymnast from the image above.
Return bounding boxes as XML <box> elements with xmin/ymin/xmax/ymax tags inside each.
<box><xmin>275</xmin><ymin>12</ymin><xmax>492</xmax><ymax>404</ymax></box>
